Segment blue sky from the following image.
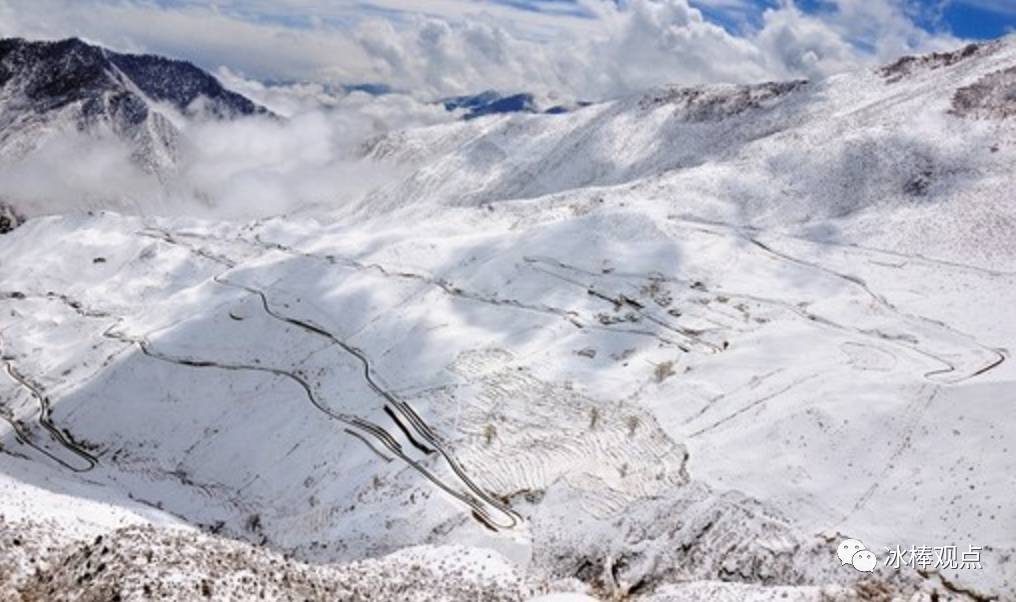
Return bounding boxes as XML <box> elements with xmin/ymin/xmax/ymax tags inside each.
<box><xmin>486</xmin><ymin>0</ymin><xmax>1016</xmax><ymax>38</ymax></box>
<box><xmin>940</xmin><ymin>1</ymin><xmax>1016</xmax><ymax>38</ymax></box>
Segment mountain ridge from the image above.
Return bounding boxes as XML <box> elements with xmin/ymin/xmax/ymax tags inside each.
<box><xmin>0</xmin><ymin>37</ymin><xmax>270</xmax><ymax>171</ymax></box>
<box><xmin>358</xmin><ymin>36</ymin><xmax>1016</xmax><ymax>268</ymax></box>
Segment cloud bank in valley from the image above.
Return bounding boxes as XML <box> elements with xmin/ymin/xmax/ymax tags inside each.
<box><xmin>0</xmin><ymin>80</ymin><xmax>456</xmax><ymax>219</ymax></box>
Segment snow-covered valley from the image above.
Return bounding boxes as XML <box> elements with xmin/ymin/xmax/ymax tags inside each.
<box><xmin>2</xmin><ymin>34</ymin><xmax>1016</xmax><ymax>602</ymax></box>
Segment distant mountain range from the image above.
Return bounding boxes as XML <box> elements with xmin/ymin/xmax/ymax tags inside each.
<box><xmin>344</xmin><ymin>86</ymin><xmax>578</xmax><ymax>119</ymax></box>
<box><xmin>440</xmin><ymin>90</ymin><xmax>591</xmax><ymax>119</ymax></box>
<box><xmin>441</xmin><ymin>90</ymin><xmax>537</xmax><ymax>119</ymax></box>
<box><xmin>0</xmin><ymin>37</ymin><xmax>270</xmax><ymax>170</ymax></box>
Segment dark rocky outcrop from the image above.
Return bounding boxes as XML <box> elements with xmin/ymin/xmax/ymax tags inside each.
<box><xmin>0</xmin><ymin>37</ymin><xmax>268</xmax><ymax>119</ymax></box>
<box><xmin>951</xmin><ymin>65</ymin><xmax>1016</xmax><ymax>119</ymax></box>
<box><xmin>0</xmin><ymin>201</ymin><xmax>22</xmax><ymax>234</ymax></box>
<box><xmin>880</xmin><ymin>42</ymin><xmax>999</xmax><ymax>83</ymax></box>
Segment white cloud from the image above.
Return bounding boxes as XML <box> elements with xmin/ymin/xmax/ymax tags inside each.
<box><xmin>165</xmin><ymin>76</ymin><xmax>457</xmax><ymax>216</ymax></box>
<box><xmin>753</xmin><ymin>3</ymin><xmax>864</xmax><ymax>79</ymax></box>
<box><xmin>0</xmin><ymin>106</ymin><xmax>410</xmax><ymax>219</ymax></box>
<box><xmin>0</xmin><ymin>0</ymin><xmax>373</xmax><ymax>82</ymax></box>
<box><xmin>0</xmin><ymin>130</ymin><xmax>164</xmax><ymax>216</ymax></box>
<box><xmin>351</xmin><ymin>15</ymin><xmax>576</xmax><ymax>97</ymax></box>
<box><xmin>815</xmin><ymin>0</ymin><xmax>961</xmax><ymax>59</ymax></box>
<box><xmin>0</xmin><ymin>0</ymin><xmax>967</xmax><ymax>102</ymax></box>
<box><xmin>170</xmin><ymin>111</ymin><xmax>395</xmax><ymax>217</ymax></box>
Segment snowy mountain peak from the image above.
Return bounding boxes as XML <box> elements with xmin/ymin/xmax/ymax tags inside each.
<box><xmin>878</xmin><ymin>40</ymin><xmax>1000</xmax><ymax>83</ymax></box>
<box><xmin>441</xmin><ymin>90</ymin><xmax>539</xmax><ymax>119</ymax></box>
<box><xmin>0</xmin><ymin>37</ymin><xmax>270</xmax><ymax>171</ymax></box>
<box><xmin>0</xmin><ymin>37</ymin><xmax>267</xmax><ymax>118</ymax></box>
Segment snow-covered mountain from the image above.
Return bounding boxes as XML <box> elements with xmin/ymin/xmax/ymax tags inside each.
<box><xmin>0</xmin><ymin>37</ymin><xmax>269</xmax><ymax>171</ymax></box>
<box><xmin>2</xmin><ymin>38</ymin><xmax>1016</xmax><ymax>601</ymax></box>
<box><xmin>363</xmin><ymin>39</ymin><xmax>1016</xmax><ymax>268</ymax></box>
<box><xmin>441</xmin><ymin>90</ymin><xmax>539</xmax><ymax>120</ymax></box>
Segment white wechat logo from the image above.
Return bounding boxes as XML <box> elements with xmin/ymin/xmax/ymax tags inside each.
<box><xmin>851</xmin><ymin>549</ymin><xmax>877</xmax><ymax>572</ymax></box>
<box><xmin>837</xmin><ymin>538</ymin><xmax>877</xmax><ymax>573</ymax></box>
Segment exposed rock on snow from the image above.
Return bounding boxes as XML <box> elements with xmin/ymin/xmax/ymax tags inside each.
<box><xmin>951</xmin><ymin>66</ymin><xmax>1016</xmax><ymax>119</ymax></box>
<box><xmin>635</xmin><ymin>80</ymin><xmax>807</xmax><ymax>120</ymax></box>
<box><xmin>880</xmin><ymin>42</ymin><xmax>999</xmax><ymax>83</ymax></box>
<box><xmin>2</xmin><ymin>517</ymin><xmax>534</xmax><ymax>602</ymax></box>
<box><xmin>0</xmin><ymin>202</ymin><xmax>21</xmax><ymax>233</ymax></box>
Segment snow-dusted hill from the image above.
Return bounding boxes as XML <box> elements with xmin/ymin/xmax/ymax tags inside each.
<box><xmin>2</xmin><ymin>39</ymin><xmax>1016</xmax><ymax>601</ymax></box>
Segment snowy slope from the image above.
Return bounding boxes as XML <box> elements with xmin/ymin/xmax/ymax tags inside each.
<box><xmin>2</xmin><ymin>39</ymin><xmax>1016</xmax><ymax>601</ymax></box>
<box><xmin>363</xmin><ymin>39</ymin><xmax>1016</xmax><ymax>269</ymax></box>
<box><xmin>2</xmin><ymin>203</ymin><xmax>1013</xmax><ymax>599</ymax></box>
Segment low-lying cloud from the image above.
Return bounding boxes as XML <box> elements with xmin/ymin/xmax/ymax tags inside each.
<box><xmin>0</xmin><ymin>129</ymin><xmax>162</xmax><ymax>216</ymax></box>
<box><xmin>0</xmin><ymin>83</ymin><xmax>457</xmax><ymax>220</ymax></box>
